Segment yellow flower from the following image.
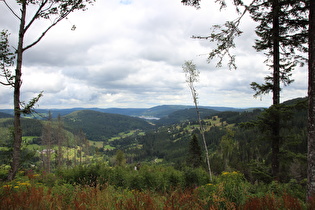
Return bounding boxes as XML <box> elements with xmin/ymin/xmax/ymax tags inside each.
<box><xmin>14</xmin><ymin>186</ymin><xmax>19</xmax><ymax>189</ymax></box>
<box><xmin>19</xmin><ymin>182</ymin><xmax>31</xmax><ymax>186</ymax></box>
<box><xmin>222</xmin><ymin>172</ymin><xmax>229</xmax><ymax>175</ymax></box>
<box><xmin>3</xmin><ymin>185</ymin><xmax>12</xmax><ymax>188</ymax></box>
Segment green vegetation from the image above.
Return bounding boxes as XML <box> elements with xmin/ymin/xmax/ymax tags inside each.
<box><xmin>0</xmin><ymin>98</ymin><xmax>309</xmax><ymax>208</ymax></box>
<box><xmin>0</xmin><ymin>165</ymin><xmax>313</xmax><ymax>209</ymax></box>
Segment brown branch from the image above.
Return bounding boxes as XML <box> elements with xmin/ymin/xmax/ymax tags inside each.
<box><xmin>24</xmin><ymin>0</ymin><xmax>49</xmax><ymax>33</ymax></box>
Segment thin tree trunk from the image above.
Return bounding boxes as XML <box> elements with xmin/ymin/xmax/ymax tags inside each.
<box><xmin>308</xmin><ymin>0</ymin><xmax>315</xmax><ymax>199</ymax></box>
<box><xmin>57</xmin><ymin>115</ymin><xmax>63</xmax><ymax>168</ymax></box>
<box><xmin>193</xmin><ymin>93</ymin><xmax>212</xmax><ymax>181</ymax></box>
<box><xmin>7</xmin><ymin>2</ymin><xmax>26</xmax><ymax>181</ymax></box>
<box><xmin>272</xmin><ymin>0</ymin><xmax>280</xmax><ymax>180</ymax></box>
<box><xmin>46</xmin><ymin>112</ymin><xmax>52</xmax><ymax>173</ymax></box>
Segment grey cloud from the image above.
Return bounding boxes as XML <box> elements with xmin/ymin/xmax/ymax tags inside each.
<box><xmin>0</xmin><ymin>0</ymin><xmax>307</xmax><ymax>109</ymax></box>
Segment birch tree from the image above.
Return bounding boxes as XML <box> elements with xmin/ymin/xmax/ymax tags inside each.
<box><xmin>0</xmin><ymin>0</ymin><xmax>95</xmax><ymax>180</ymax></box>
<box><xmin>183</xmin><ymin>60</ymin><xmax>212</xmax><ymax>181</ymax></box>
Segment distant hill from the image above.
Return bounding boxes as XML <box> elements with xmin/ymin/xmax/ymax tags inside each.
<box><xmin>0</xmin><ymin>112</ymin><xmax>12</xmax><ymax>118</ymax></box>
<box><xmin>0</xmin><ymin>105</ymin><xmax>248</xmax><ymax>119</ymax></box>
<box><xmin>156</xmin><ymin>108</ymin><xmax>220</xmax><ymax>125</ymax></box>
<box><xmin>62</xmin><ymin>110</ymin><xmax>153</xmax><ymax>141</ymax></box>
<box><xmin>95</xmin><ymin>108</ymin><xmax>147</xmax><ymax>116</ymax></box>
<box><xmin>140</xmin><ymin>105</ymin><xmax>193</xmax><ymax>118</ymax></box>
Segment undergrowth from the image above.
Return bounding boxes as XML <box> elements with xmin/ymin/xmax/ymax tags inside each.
<box><xmin>0</xmin><ymin>164</ymin><xmax>313</xmax><ymax>209</ymax></box>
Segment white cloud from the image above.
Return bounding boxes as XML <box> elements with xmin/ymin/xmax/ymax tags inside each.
<box><xmin>0</xmin><ymin>0</ymin><xmax>307</xmax><ymax>109</ymax></box>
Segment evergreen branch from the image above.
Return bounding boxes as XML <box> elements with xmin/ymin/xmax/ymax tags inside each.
<box><xmin>20</xmin><ymin>91</ymin><xmax>43</xmax><ymax>115</ymax></box>
<box><xmin>192</xmin><ymin>0</ymin><xmax>256</xmax><ymax>70</ymax></box>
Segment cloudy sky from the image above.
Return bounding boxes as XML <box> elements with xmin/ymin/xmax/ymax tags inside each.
<box><xmin>0</xmin><ymin>0</ymin><xmax>307</xmax><ymax>109</ymax></box>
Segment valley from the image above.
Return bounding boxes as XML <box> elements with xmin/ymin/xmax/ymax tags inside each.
<box><xmin>0</xmin><ymin>98</ymin><xmax>307</xmax><ymax>182</ymax></box>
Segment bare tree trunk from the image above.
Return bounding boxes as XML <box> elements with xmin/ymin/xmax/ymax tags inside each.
<box><xmin>308</xmin><ymin>0</ymin><xmax>315</xmax><ymax>199</ymax></box>
<box><xmin>183</xmin><ymin>60</ymin><xmax>212</xmax><ymax>181</ymax></box>
<box><xmin>7</xmin><ymin>2</ymin><xmax>26</xmax><ymax>181</ymax></box>
<box><xmin>42</xmin><ymin>112</ymin><xmax>52</xmax><ymax>173</ymax></box>
<box><xmin>195</xmin><ymin>104</ymin><xmax>212</xmax><ymax>181</ymax></box>
<box><xmin>46</xmin><ymin>113</ymin><xmax>52</xmax><ymax>173</ymax></box>
<box><xmin>57</xmin><ymin>115</ymin><xmax>64</xmax><ymax>168</ymax></box>
<box><xmin>67</xmin><ymin>135</ymin><xmax>70</xmax><ymax>169</ymax></box>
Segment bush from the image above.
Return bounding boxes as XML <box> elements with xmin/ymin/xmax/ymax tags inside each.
<box><xmin>195</xmin><ymin>171</ymin><xmax>250</xmax><ymax>208</ymax></box>
<box><xmin>58</xmin><ymin>164</ymin><xmax>212</xmax><ymax>192</ymax></box>
<box><xmin>183</xmin><ymin>167</ymin><xmax>209</xmax><ymax>188</ymax></box>
<box><xmin>217</xmin><ymin>171</ymin><xmax>249</xmax><ymax>206</ymax></box>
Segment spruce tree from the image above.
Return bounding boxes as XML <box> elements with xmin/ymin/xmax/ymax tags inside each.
<box><xmin>308</xmin><ymin>0</ymin><xmax>315</xmax><ymax>199</ymax></box>
<box><xmin>187</xmin><ymin>134</ymin><xmax>202</xmax><ymax>168</ymax></box>
<box><xmin>249</xmin><ymin>0</ymin><xmax>308</xmax><ymax>180</ymax></box>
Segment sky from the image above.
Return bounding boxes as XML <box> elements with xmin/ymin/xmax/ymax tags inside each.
<box><xmin>0</xmin><ymin>0</ymin><xmax>308</xmax><ymax>109</ymax></box>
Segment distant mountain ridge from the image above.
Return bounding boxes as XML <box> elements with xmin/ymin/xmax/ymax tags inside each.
<box><xmin>0</xmin><ymin>105</ymin><xmax>250</xmax><ymax>119</ymax></box>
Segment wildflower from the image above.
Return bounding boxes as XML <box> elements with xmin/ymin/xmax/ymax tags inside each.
<box><xmin>222</xmin><ymin>172</ymin><xmax>229</xmax><ymax>175</ymax></box>
<box><xmin>14</xmin><ymin>186</ymin><xmax>19</xmax><ymax>189</ymax></box>
<box><xmin>3</xmin><ymin>185</ymin><xmax>12</xmax><ymax>188</ymax></box>
<box><xmin>19</xmin><ymin>182</ymin><xmax>31</xmax><ymax>186</ymax></box>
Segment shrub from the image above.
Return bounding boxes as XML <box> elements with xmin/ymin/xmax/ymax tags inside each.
<box><xmin>218</xmin><ymin>171</ymin><xmax>249</xmax><ymax>206</ymax></box>
<box><xmin>183</xmin><ymin>167</ymin><xmax>209</xmax><ymax>188</ymax></box>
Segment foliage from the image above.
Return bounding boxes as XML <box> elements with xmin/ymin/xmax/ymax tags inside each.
<box><xmin>0</xmin><ymin>168</ymin><xmax>310</xmax><ymax>209</ymax></box>
<box><xmin>115</xmin><ymin>150</ymin><xmax>126</xmax><ymax>167</ymax></box>
<box><xmin>0</xmin><ymin>30</ymin><xmax>15</xmax><ymax>87</ymax></box>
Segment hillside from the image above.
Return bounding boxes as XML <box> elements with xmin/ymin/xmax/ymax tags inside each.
<box><xmin>0</xmin><ymin>118</ymin><xmax>43</xmax><ymax>136</ymax></box>
<box><xmin>62</xmin><ymin>110</ymin><xmax>153</xmax><ymax>141</ymax></box>
<box><xmin>0</xmin><ymin>112</ymin><xmax>12</xmax><ymax>118</ymax></box>
<box><xmin>156</xmin><ymin>108</ymin><xmax>220</xmax><ymax>125</ymax></box>
<box><xmin>0</xmin><ymin>97</ymin><xmax>308</xmax><ymax>184</ymax></box>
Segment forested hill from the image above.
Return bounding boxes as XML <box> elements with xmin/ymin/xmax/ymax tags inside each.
<box><xmin>0</xmin><ymin>112</ymin><xmax>12</xmax><ymax>118</ymax></box>
<box><xmin>155</xmin><ymin>108</ymin><xmax>220</xmax><ymax>125</ymax></box>
<box><xmin>62</xmin><ymin>110</ymin><xmax>153</xmax><ymax>141</ymax></box>
<box><xmin>0</xmin><ymin>105</ymin><xmax>249</xmax><ymax>119</ymax></box>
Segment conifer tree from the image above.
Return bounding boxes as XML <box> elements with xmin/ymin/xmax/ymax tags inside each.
<box><xmin>249</xmin><ymin>0</ymin><xmax>308</xmax><ymax>179</ymax></box>
<box><xmin>182</xmin><ymin>0</ymin><xmax>308</xmax><ymax>180</ymax></box>
<box><xmin>308</xmin><ymin>0</ymin><xmax>315</xmax><ymax>199</ymax></box>
<box><xmin>187</xmin><ymin>134</ymin><xmax>202</xmax><ymax>168</ymax></box>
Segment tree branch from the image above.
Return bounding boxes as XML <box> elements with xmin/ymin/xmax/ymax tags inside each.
<box><xmin>24</xmin><ymin>0</ymin><xmax>49</xmax><ymax>33</ymax></box>
<box><xmin>23</xmin><ymin>2</ymin><xmax>83</xmax><ymax>51</ymax></box>
<box><xmin>1</xmin><ymin>0</ymin><xmax>20</xmax><ymax>20</ymax></box>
